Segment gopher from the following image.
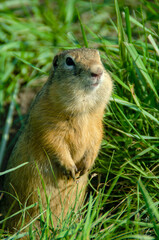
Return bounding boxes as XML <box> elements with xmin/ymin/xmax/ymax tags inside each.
<box><xmin>2</xmin><ymin>48</ymin><xmax>112</xmax><ymax>231</ymax></box>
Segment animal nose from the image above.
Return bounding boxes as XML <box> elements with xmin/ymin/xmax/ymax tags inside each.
<box><xmin>90</xmin><ymin>66</ymin><xmax>103</xmax><ymax>78</ymax></box>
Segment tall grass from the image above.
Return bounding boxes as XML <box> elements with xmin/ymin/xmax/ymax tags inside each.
<box><xmin>0</xmin><ymin>0</ymin><xmax>159</xmax><ymax>239</ymax></box>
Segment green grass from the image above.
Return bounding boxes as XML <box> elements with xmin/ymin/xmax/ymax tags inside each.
<box><xmin>0</xmin><ymin>0</ymin><xmax>159</xmax><ymax>239</ymax></box>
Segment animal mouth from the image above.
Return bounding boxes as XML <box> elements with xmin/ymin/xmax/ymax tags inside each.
<box><xmin>89</xmin><ymin>75</ymin><xmax>102</xmax><ymax>88</ymax></box>
<box><xmin>90</xmin><ymin>81</ymin><xmax>100</xmax><ymax>87</ymax></box>
<box><xmin>84</xmin><ymin>71</ymin><xmax>104</xmax><ymax>90</ymax></box>
<box><xmin>85</xmin><ymin>79</ymin><xmax>101</xmax><ymax>90</ymax></box>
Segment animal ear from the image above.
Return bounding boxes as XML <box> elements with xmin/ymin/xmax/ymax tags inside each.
<box><xmin>53</xmin><ymin>55</ymin><xmax>58</xmax><ymax>68</ymax></box>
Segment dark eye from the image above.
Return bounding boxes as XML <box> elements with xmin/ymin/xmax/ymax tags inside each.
<box><xmin>66</xmin><ymin>57</ymin><xmax>75</xmax><ymax>66</ymax></box>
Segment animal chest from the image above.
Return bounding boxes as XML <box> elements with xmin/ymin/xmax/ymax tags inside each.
<box><xmin>65</xmin><ymin>119</ymin><xmax>93</xmax><ymax>163</ymax></box>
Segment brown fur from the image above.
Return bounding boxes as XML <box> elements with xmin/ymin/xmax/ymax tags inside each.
<box><xmin>2</xmin><ymin>48</ymin><xmax>112</xmax><ymax>231</ymax></box>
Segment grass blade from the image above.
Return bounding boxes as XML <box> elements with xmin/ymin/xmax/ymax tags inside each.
<box><xmin>76</xmin><ymin>9</ymin><xmax>88</xmax><ymax>48</ymax></box>
<box><xmin>138</xmin><ymin>179</ymin><xmax>159</xmax><ymax>237</ymax></box>
<box><xmin>111</xmin><ymin>95</ymin><xmax>159</xmax><ymax>125</ymax></box>
<box><xmin>129</xmin><ymin>15</ymin><xmax>159</xmax><ymax>38</ymax></box>
<box><xmin>0</xmin><ymin>162</ymin><xmax>28</xmax><ymax>176</ymax></box>
<box><xmin>125</xmin><ymin>7</ymin><xmax>132</xmax><ymax>43</ymax></box>
<box><xmin>124</xmin><ymin>42</ymin><xmax>159</xmax><ymax>98</ymax></box>
<box><xmin>148</xmin><ymin>34</ymin><xmax>159</xmax><ymax>56</ymax></box>
<box><xmin>0</xmin><ymin>82</ymin><xmax>19</xmax><ymax>170</ymax></box>
<box><xmin>115</xmin><ymin>0</ymin><xmax>127</xmax><ymax>65</ymax></box>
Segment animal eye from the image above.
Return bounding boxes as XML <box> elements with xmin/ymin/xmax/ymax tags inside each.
<box><xmin>66</xmin><ymin>57</ymin><xmax>75</xmax><ymax>66</ymax></box>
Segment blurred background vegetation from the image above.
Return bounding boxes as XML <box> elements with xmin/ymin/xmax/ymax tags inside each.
<box><xmin>0</xmin><ymin>0</ymin><xmax>159</xmax><ymax>239</ymax></box>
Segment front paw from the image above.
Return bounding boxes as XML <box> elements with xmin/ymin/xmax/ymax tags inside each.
<box><xmin>63</xmin><ymin>163</ymin><xmax>78</xmax><ymax>180</ymax></box>
<box><xmin>79</xmin><ymin>166</ymin><xmax>89</xmax><ymax>177</ymax></box>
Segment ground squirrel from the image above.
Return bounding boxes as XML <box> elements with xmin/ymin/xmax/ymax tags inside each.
<box><xmin>2</xmin><ymin>48</ymin><xmax>113</xmax><ymax>231</ymax></box>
